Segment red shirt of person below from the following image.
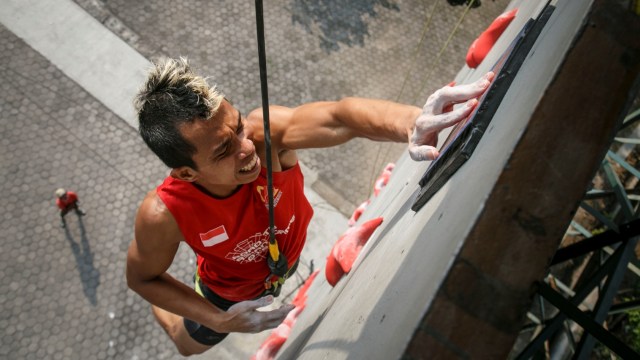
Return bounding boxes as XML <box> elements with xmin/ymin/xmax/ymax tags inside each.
<box><xmin>157</xmin><ymin>163</ymin><xmax>314</xmax><ymax>301</ymax></box>
<box><xmin>56</xmin><ymin>190</ymin><xmax>79</xmax><ymax>210</ymax></box>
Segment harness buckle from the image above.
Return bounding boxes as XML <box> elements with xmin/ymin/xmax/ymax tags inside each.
<box><xmin>267</xmin><ymin>252</ymin><xmax>289</xmax><ymax>278</ymax></box>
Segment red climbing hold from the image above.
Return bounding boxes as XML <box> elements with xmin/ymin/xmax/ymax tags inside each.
<box><xmin>252</xmin><ymin>322</ymin><xmax>290</xmax><ymax>360</ymax></box>
<box><xmin>252</xmin><ymin>270</ymin><xmax>319</xmax><ymax>360</ymax></box>
<box><xmin>334</xmin><ymin>217</ymin><xmax>384</xmax><ymax>273</ymax></box>
<box><xmin>348</xmin><ymin>199</ymin><xmax>370</xmax><ymax>226</ymax></box>
<box><xmin>373</xmin><ymin>163</ymin><xmax>395</xmax><ymax>197</ymax></box>
<box><xmin>325</xmin><ymin>217</ymin><xmax>384</xmax><ymax>286</ymax></box>
<box><xmin>325</xmin><ymin>251</ymin><xmax>345</xmax><ymax>287</ymax></box>
<box><xmin>465</xmin><ymin>8</ymin><xmax>518</xmax><ymax>68</ymax></box>
<box><xmin>292</xmin><ymin>270</ymin><xmax>318</xmax><ymax>310</ymax></box>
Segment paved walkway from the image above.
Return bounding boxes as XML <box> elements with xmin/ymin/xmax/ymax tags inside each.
<box><xmin>0</xmin><ymin>0</ymin><xmax>509</xmax><ymax>358</ymax></box>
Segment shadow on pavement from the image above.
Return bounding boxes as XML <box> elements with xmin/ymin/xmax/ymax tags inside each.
<box><xmin>63</xmin><ymin>215</ymin><xmax>101</xmax><ymax>306</ymax></box>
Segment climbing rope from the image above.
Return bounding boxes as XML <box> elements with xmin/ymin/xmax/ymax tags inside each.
<box><xmin>254</xmin><ymin>0</ymin><xmax>289</xmax><ymax>291</ymax></box>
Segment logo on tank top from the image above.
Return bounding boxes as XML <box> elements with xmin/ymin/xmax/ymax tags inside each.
<box><xmin>199</xmin><ymin>225</ymin><xmax>229</xmax><ymax>247</ymax></box>
<box><xmin>225</xmin><ymin>215</ymin><xmax>295</xmax><ymax>264</ymax></box>
<box><xmin>256</xmin><ymin>185</ymin><xmax>282</xmax><ymax>208</ymax></box>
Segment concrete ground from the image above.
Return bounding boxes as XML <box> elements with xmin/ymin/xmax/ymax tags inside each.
<box><xmin>0</xmin><ymin>0</ymin><xmax>509</xmax><ymax>359</ymax></box>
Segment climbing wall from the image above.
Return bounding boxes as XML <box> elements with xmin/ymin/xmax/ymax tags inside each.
<box><xmin>275</xmin><ymin>0</ymin><xmax>640</xmax><ymax>358</ymax></box>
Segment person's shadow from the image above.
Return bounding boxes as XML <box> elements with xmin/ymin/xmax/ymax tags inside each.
<box><xmin>63</xmin><ymin>215</ymin><xmax>100</xmax><ymax>306</ymax></box>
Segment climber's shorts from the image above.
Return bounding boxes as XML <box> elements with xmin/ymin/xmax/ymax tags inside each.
<box><xmin>184</xmin><ymin>259</ymin><xmax>299</xmax><ymax>345</ymax></box>
<box><xmin>183</xmin><ymin>275</ymin><xmax>239</xmax><ymax>346</ymax></box>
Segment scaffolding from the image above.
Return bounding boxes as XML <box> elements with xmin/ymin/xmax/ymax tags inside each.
<box><xmin>513</xmin><ymin>108</ymin><xmax>640</xmax><ymax>359</ymax></box>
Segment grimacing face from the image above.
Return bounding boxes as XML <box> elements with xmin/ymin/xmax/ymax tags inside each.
<box><xmin>174</xmin><ymin>100</ymin><xmax>261</xmax><ymax>197</ymax></box>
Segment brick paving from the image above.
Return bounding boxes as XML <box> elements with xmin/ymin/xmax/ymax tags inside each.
<box><xmin>1</xmin><ymin>1</ymin><xmax>510</xmax><ymax>359</ymax></box>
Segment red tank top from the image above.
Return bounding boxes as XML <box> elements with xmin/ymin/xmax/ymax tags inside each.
<box><xmin>156</xmin><ymin>163</ymin><xmax>314</xmax><ymax>301</ymax></box>
<box><xmin>56</xmin><ymin>191</ymin><xmax>78</xmax><ymax>210</ymax></box>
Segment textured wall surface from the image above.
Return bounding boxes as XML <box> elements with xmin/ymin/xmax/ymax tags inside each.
<box><xmin>277</xmin><ymin>0</ymin><xmax>640</xmax><ymax>358</ymax></box>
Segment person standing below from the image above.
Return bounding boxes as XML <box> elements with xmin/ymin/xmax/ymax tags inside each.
<box><xmin>55</xmin><ymin>188</ymin><xmax>86</xmax><ymax>228</ymax></box>
<box><xmin>126</xmin><ymin>57</ymin><xmax>494</xmax><ymax>356</ymax></box>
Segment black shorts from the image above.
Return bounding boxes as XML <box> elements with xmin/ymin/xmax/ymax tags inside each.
<box><xmin>185</xmin><ymin>260</ymin><xmax>299</xmax><ymax>345</ymax></box>
<box><xmin>183</xmin><ymin>276</ymin><xmax>239</xmax><ymax>346</ymax></box>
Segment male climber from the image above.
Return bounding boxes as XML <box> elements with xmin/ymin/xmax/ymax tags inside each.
<box><xmin>126</xmin><ymin>57</ymin><xmax>493</xmax><ymax>356</ymax></box>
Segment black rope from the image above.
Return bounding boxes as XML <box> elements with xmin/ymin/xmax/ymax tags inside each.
<box><xmin>254</xmin><ymin>1</ymin><xmax>277</xmax><ymax>249</ymax></box>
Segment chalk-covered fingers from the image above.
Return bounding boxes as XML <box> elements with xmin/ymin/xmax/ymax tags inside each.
<box><xmin>221</xmin><ymin>296</ymin><xmax>295</xmax><ymax>333</ymax></box>
<box><xmin>409</xmin><ymin>99</ymin><xmax>478</xmax><ymax>161</ymax></box>
<box><xmin>409</xmin><ymin>100</ymin><xmax>478</xmax><ymax>161</ymax></box>
<box><xmin>408</xmin><ymin>72</ymin><xmax>494</xmax><ymax>162</ymax></box>
<box><xmin>422</xmin><ymin>98</ymin><xmax>479</xmax><ymax>131</ymax></box>
<box><xmin>408</xmin><ymin>142</ymin><xmax>439</xmax><ymax>162</ymax></box>
<box><xmin>423</xmin><ymin>72</ymin><xmax>494</xmax><ymax>116</ymax></box>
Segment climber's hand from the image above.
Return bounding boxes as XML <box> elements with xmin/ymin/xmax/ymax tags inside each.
<box><xmin>408</xmin><ymin>71</ymin><xmax>494</xmax><ymax>161</ymax></box>
<box><xmin>216</xmin><ymin>296</ymin><xmax>295</xmax><ymax>333</ymax></box>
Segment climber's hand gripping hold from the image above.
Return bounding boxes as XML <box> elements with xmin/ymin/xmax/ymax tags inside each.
<box><xmin>408</xmin><ymin>71</ymin><xmax>495</xmax><ymax>161</ymax></box>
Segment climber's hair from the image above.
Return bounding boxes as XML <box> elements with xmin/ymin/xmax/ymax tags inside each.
<box><xmin>134</xmin><ymin>57</ymin><xmax>224</xmax><ymax>169</ymax></box>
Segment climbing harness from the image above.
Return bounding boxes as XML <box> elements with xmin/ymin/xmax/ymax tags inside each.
<box><xmin>254</xmin><ymin>0</ymin><xmax>290</xmax><ymax>294</ymax></box>
<box><xmin>264</xmin><ymin>259</ymin><xmax>299</xmax><ymax>297</ymax></box>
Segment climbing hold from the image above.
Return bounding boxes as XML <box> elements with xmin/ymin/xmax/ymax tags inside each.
<box><xmin>373</xmin><ymin>163</ymin><xmax>395</xmax><ymax>197</ymax></box>
<box><xmin>466</xmin><ymin>8</ymin><xmax>518</xmax><ymax>68</ymax></box>
<box><xmin>334</xmin><ymin>217</ymin><xmax>383</xmax><ymax>273</ymax></box>
<box><xmin>252</xmin><ymin>312</ymin><xmax>295</xmax><ymax>360</ymax></box>
<box><xmin>326</xmin><ymin>217</ymin><xmax>384</xmax><ymax>286</ymax></box>
<box><xmin>252</xmin><ymin>270</ymin><xmax>319</xmax><ymax>360</ymax></box>
<box><xmin>325</xmin><ymin>251</ymin><xmax>345</xmax><ymax>287</ymax></box>
<box><xmin>292</xmin><ymin>270</ymin><xmax>319</xmax><ymax>309</ymax></box>
<box><xmin>348</xmin><ymin>163</ymin><xmax>392</xmax><ymax>228</ymax></box>
<box><xmin>348</xmin><ymin>199</ymin><xmax>370</xmax><ymax>226</ymax></box>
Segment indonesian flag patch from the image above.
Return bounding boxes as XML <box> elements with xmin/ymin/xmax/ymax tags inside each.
<box><xmin>199</xmin><ymin>225</ymin><xmax>229</xmax><ymax>247</ymax></box>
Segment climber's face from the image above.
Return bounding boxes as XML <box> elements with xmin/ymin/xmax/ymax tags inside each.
<box><xmin>171</xmin><ymin>100</ymin><xmax>262</xmax><ymax>197</ymax></box>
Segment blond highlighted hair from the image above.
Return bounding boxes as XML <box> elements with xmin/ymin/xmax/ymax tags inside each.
<box><xmin>135</xmin><ymin>57</ymin><xmax>225</xmax><ymax>169</ymax></box>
